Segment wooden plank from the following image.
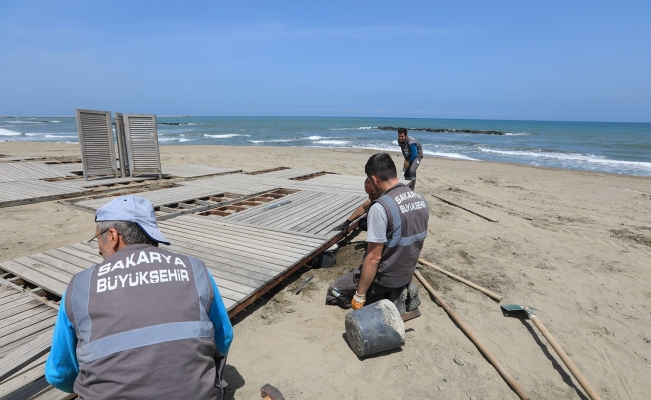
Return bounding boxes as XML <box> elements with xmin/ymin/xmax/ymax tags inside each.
<box><xmin>0</xmin><ymin>261</ymin><xmax>68</xmax><ymax>296</ymax></box>
<box><xmin>0</xmin><ymin>329</ymin><xmax>53</xmax><ymax>381</ymax></box>
<box><xmin>0</xmin><ymin>353</ymin><xmax>48</xmax><ymax>398</ymax></box>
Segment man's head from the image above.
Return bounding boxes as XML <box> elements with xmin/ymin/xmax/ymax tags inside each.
<box><xmin>365</xmin><ymin>153</ymin><xmax>398</xmax><ymax>193</ymax></box>
<box><xmin>94</xmin><ymin>196</ymin><xmax>170</xmax><ymax>259</ymax></box>
<box><xmin>397</xmin><ymin>128</ymin><xmax>408</xmax><ymax>144</ymax></box>
<box><xmin>364</xmin><ymin>177</ymin><xmax>379</xmax><ymax>201</ymax></box>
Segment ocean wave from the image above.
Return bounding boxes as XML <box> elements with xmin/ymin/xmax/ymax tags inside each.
<box><xmin>307</xmin><ymin>135</ymin><xmax>324</xmax><ymax>140</ymax></box>
<box><xmin>329</xmin><ymin>127</ymin><xmax>376</xmax><ymax>131</ymax></box>
<box><xmin>203</xmin><ymin>134</ymin><xmax>250</xmax><ymax>138</ymax></box>
<box><xmin>44</xmin><ymin>134</ymin><xmax>77</xmax><ymax>139</ymax></box>
<box><xmin>248</xmin><ymin>138</ymin><xmax>296</xmax><ymax>144</ymax></box>
<box><xmin>422</xmin><ymin>150</ymin><xmax>479</xmax><ymax>161</ymax></box>
<box><xmin>159</xmin><ymin>137</ymin><xmax>179</xmax><ymax>142</ymax></box>
<box><xmin>179</xmin><ymin>138</ymin><xmax>194</xmax><ymax>142</ymax></box>
<box><xmin>478</xmin><ymin>147</ymin><xmax>651</xmax><ymax>170</ymax></box>
<box><xmin>0</xmin><ymin>128</ymin><xmax>22</xmax><ymax>136</ymax></box>
<box><xmin>503</xmin><ymin>132</ymin><xmax>531</xmax><ymax>136</ymax></box>
<box><xmin>314</xmin><ymin>140</ymin><xmax>350</xmax><ymax>146</ymax></box>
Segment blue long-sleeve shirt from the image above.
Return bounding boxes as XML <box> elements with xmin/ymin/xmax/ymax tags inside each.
<box><xmin>45</xmin><ymin>274</ymin><xmax>233</xmax><ymax>393</ymax></box>
<box><xmin>407</xmin><ymin>143</ymin><xmax>418</xmax><ymax>162</ymax></box>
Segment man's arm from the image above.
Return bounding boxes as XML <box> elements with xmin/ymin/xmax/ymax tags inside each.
<box><xmin>356</xmin><ymin>242</ymin><xmax>384</xmax><ymax>296</ymax></box>
<box><xmin>45</xmin><ymin>291</ymin><xmax>79</xmax><ymax>393</ymax></box>
<box><xmin>348</xmin><ymin>199</ymin><xmax>371</xmax><ymax>222</ymax></box>
<box><xmin>408</xmin><ymin>143</ymin><xmax>418</xmax><ymax>162</ymax></box>
<box><xmin>208</xmin><ymin>274</ymin><xmax>234</xmax><ymax>355</ymax></box>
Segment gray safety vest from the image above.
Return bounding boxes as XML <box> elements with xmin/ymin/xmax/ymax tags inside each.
<box><xmin>372</xmin><ymin>184</ymin><xmax>429</xmax><ymax>287</ymax></box>
<box><xmin>399</xmin><ymin>135</ymin><xmax>423</xmax><ymax>161</ymax></box>
<box><xmin>65</xmin><ymin>244</ymin><xmax>221</xmax><ymax>399</ymax></box>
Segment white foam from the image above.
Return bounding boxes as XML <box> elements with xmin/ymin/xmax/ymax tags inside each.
<box><xmin>329</xmin><ymin>126</ymin><xmax>376</xmax><ymax>131</ymax></box>
<box><xmin>314</xmin><ymin>140</ymin><xmax>350</xmax><ymax>146</ymax></box>
<box><xmin>203</xmin><ymin>133</ymin><xmax>250</xmax><ymax>138</ymax></box>
<box><xmin>0</xmin><ymin>128</ymin><xmax>21</xmax><ymax>136</ymax></box>
<box><xmin>44</xmin><ymin>134</ymin><xmax>77</xmax><ymax>139</ymax></box>
<box><xmin>478</xmin><ymin>147</ymin><xmax>651</xmax><ymax>171</ymax></box>
<box><xmin>422</xmin><ymin>150</ymin><xmax>479</xmax><ymax>161</ymax></box>
<box><xmin>307</xmin><ymin>135</ymin><xmax>324</xmax><ymax>140</ymax></box>
<box><xmin>248</xmin><ymin>138</ymin><xmax>295</xmax><ymax>144</ymax></box>
<box><xmin>503</xmin><ymin>132</ymin><xmax>530</xmax><ymax>136</ymax></box>
<box><xmin>179</xmin><ymin>138</ymin><xmax>194</xmax><ymax>142</ymax></box>
<box><xmin>158</xmin><ymin>137</ymin><xmax>179</xmax><ymax>142</ymax></box>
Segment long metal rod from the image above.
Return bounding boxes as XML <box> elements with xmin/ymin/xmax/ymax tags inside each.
<box><xmin>418</xmin><ymin>258</ymin><xmax>502</xmax><ymax>301</ymax></box>
<box><xmin>430</xmin><ymin>193</ymin><xmax>498</xmax><ymax>222</ymax></box>
<box><xmin>414</xmin><ymin>271</ymin><xmax>530</xmax><ymax>400</ymax></box>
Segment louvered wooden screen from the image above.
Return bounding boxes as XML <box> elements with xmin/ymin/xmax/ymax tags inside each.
<box><xmin>114</xmin><ymin>112</ymin><xmax>130</xmax><ymax>177</ymax></box>
<box><xmin>122</xmin><ymin>114</ymin><xmax>162</xmax><ymax>178</ymax></box>
<box><xmin>75</xmin><ymin>109</ymin><xmax>118</xmax><ymax>181</ymax></box>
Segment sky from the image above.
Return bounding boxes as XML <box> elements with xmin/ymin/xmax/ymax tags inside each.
<box><xmin>1</xmin><ymin>1</ymin><xmax>650</xmax><ymax>122</ymax></box>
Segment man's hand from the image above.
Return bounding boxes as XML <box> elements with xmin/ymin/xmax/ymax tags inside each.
<box><xmin>332</xmin><ymin>219</ymin><xmax>352</xmax><ymax>235</ymax></box>
<box><xmin>403</xmin><ymin>160</ymin><xmax>410</xmax><ymax>170</ymax></box>
<box><xmin>351</xmin><ymin>292</ymin><xmax>366</xmax><ymax>310</ymax></box>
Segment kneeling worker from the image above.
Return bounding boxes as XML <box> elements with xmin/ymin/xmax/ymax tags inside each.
<box><xmin>326</xmin><ymin>153</ymin><xmax>429</xmax><ymax>312</ymax></box>
<box><xmin>46</xmin><ymin>196</ymin><xmax>233</xmax><ymax>399</ymax></box>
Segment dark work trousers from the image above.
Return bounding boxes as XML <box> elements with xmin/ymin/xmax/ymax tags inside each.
<box><xmin>404</xmin><ymin>157</ymin><xmax>422</xmax><ymax>190</ymax></box>
<box><xmin>215</xmin><ymin>353</ymin><xmax>228</xmax><ymax>399</ymax></box>
<box><xmin>325</xmin><ymin>265</ymin><xmax>395</xmax><ymax>308</ymax></box>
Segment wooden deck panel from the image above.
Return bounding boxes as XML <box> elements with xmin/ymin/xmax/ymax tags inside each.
<box><xmin>0</xmin><ymin>181</ymin><xmax>91</xmax><ymax>208</ymax></box>
<box><xmin>252</xmin><ymin>168</ymin><xmax>323</xmax><ymax>180</ymax></box>
<box><xmin>69</xmin><ymin>184</ymin><xmax>248</xmax><ymax>211</ymax></box>
<box><xmin>164</xmin><ymin>165</ymin><xmax>240</xmax><ymax>178</ymax></box>
<box><xmin>223</xmin><ymin>190</ymin><xmax>366</xmax><ymax>236</ymax></box>
<box><xmin>180</xmin><ymin>173</ymin><xmax>281</xmax><ymax>194</ymax></box>
<box><xmin>0</xmin><ymin>282</ymin><xmax>58</xmax><ymax>398</ymax></box>
<box><xmin>0</xmin><ymin>162</ymin><xmax>75</xmax><ymax>183</ymax></box>
<box><xmin>51</xmin><ymin>176</ymin><xmax>151</xmax><ymax>188</ymax></box>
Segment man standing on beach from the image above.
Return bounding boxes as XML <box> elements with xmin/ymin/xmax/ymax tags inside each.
<box><xmin>397</xmin><ymin>128</ymin><xmax>423</xmax><ymax>190</ymax></box>
<box><xmin>326</xmin><ymin>153</ymin><xmax>429</xmax><ymax>314</ymax></box>
<box><xmin>45</xmin><ymin>196</ymin><xmax>233</xmax><ymax>399</ymax></box>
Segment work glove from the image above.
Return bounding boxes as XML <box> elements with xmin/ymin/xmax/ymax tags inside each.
<box><xmin>351</xmin><ymin>291</ymin><xmax>366</xmax><ymax>310</ymax></box>
<box><xmin>403</xmin><ymin>160</ymin><xmax>410</xmax><ymax>169</ymax></box>
<box><xmin>333</xmin><ymin>219</ymin><xmax>352</xmax><ymax>235</ymax></box>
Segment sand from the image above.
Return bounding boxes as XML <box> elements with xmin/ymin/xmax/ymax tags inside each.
<box><xmin>1</xmin><ymin>141</ymin><xmax>650</xmax><ymax>399</ymax></box>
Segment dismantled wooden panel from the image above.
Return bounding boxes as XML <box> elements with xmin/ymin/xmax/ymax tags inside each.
<box><xmin>0</xmin><ymin>181</ymin><xmax>92</xmax><ymax>208</ymax></box>
<box><xmin>0</xmin><ymin>282</ymin><xmax>58</xmax><ymax>399</ymax></box>
<box><xmin>181</xmin><ymin>173</ymin><xmax>282</xmax><ymax>194</ymax></box>
<box><xmin>251</xmin><ymin>167</ymin><xmax>324</xmax><ymax>180</ymax></box>
<box><xmin>223</xmin><ymin>190</ymin><xmax>366</xmax><ymax>237</ymax></box>
<box><xmin>122</xmin><ymin>114</ymin><xmax>162</xmax><ymax>178</ymax></box>
<box><xmin>164</xmin><ymin>165</ymin><xmax>240</xmax><ymax>179</ymax></box>
<box><xmin>75</xmin><ymin>109</ymin><xmax>118</xmax><ymax>180</ymax></box>
<box><xmin>114</xmin><ymin>112</ymin><xmax>130</xmax><ymax>178</ymax></box>
<box><xmin>50</xmin><ymin>176</ymin><xmax>152</xmax><ymax>189</ymax></box>
<box><xmin>0</xmin><ymin>162</ymin><xmax>75</xmax><ymax>183</ymax></box>
<box><xmin>66</xmin><ymin>184</ymin><xmax>246</xmax><ymax>212</ymax></box>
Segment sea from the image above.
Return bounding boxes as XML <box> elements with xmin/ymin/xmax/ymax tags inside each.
<box><xmin>1</xmin><ymin>116</ymin><xmax>650</xmax><ymax>177</ymax></box>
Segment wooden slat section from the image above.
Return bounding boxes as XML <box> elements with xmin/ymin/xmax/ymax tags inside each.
<box><xmin>0</xmin><ymin>162</ymin><xmax>75</xmax><ymax>183</ymax></box>
<box><xmin>253</xmin><ymin>168</ymin><xmax>323</xmax><ymax>180</ymax></box>
<box><xmin>75</xmin><ymin>109</ymin><xmax>118</xmax><ymax>180</ymax></box>
<box><xmin>224</xmin><ymin>190</ymin><xmax>367</xmax><ymax>236</ymax></box>
<box><xmin>164</xmin><ymin>165</ymin><xmax>240</xmax><ymax>179</ymax></box>
<box><xmin>0</xmin><ymin>282</ymin><xmax>58</xmax><ymax>398</ymax></box>
<box><xmin>69</xmin><ymin>185</ymin><xmax>246</xmax><ymax>211</ymax></box>
<box><xmin>0</xmin><ymin>180</ymin><xmax>91</xmax><ymax>208</ymax></box>
<box><xmin>123</xmin><ymin>114</ymin><xmax>162</xmax><ymax>177</ymax></box>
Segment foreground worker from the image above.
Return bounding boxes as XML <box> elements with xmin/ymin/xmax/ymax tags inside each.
<box><xmin>333</xmin><ymin>176</ymin><xmax>379</xmax><ymax>234</ymax></box>
<box><xmin>45</xmin><ymin>196</ymin><xmax>233</xmax><ymax>399</ymax></box>
<box><xmin>326</xmin><ymin>153</ymin><xmax>429</xmax><ymax>312</ymax></box>
<box><xmin>397</xmin><ymin>127</ymin><xmax>423</xmax><ymax>190</ymax></box>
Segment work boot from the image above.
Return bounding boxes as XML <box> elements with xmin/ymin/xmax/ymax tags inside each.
<box><xmin>389</xmin><ymin>281</ymin><xmax>421</xmax><ymax>315</ymax></box>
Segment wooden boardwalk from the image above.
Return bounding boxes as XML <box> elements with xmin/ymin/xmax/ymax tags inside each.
<box><xmin>0</xmin><ymin>162</ymin><xmax>76</xmax><ymax>183</ymax></box>
<box><xmin>0</xmin><ymin>181</ymin><xmax>92</xmax><ymax>208</ymax></box>
<box><xmin>0</xmin><ymin>165</ymin><xmax>368</xmax><ymax>396</ymax></box>
<box><xmin>0</xmin><ymin>280</ymin><xmax>73</xmax><ymax>400</ymax></box>
<box><xmin>164</xmin><ymin>164</ymin><xmax>240</xmax><ymax>179</ymax></box>
<box><xmin>252</xmin><ymin>167</ymin><xmax>323</xmax><ymax>180</ymax></box>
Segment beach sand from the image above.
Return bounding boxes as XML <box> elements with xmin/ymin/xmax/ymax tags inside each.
<box><xmin>1</xmin><ymin>142</ymin><xmax>650</xmax><ymax>399</ymax></box>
